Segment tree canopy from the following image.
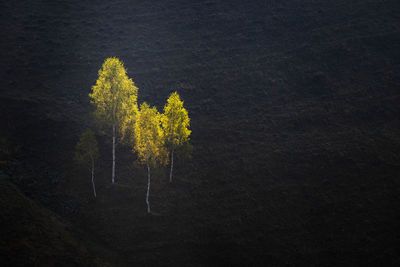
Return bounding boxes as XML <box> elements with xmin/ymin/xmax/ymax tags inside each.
<box><xmin>89</xmin><ymin>57</ymin><xmax>138</xmax><ymax>131</ymax></box>
<box><xmin>134</xmin><ymin>102</ymin><xmax>168</xmax><ymax>167</ymax></box>
<box><xmin>74</xmin><ymin>129</ymin><xmax>99</xmax><ymax>165</ymax></box>
<box><xmin>161</xmin><ymin>92</ymin><xmax>191</xmax><ymax>148</ymax></box>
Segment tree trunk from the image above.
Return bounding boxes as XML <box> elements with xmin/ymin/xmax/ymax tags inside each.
<box><xmin>146</xmin><ymin>164</ymin><xmax>151</xmax><ymax>214</ymax></box>
<box><xmin>91</xmin><ymin>158</ymin><xmax>97</xmax><ymax>198</ymax></box>
<box><xmin>112</xmin><ymin>125</ymin><xmax>116</xmax><ymax>184</ymax></box>
<box><xmin>169</xmin><ymin>147</ymin><xmax>174</xmax><ymax>183</ymax></box>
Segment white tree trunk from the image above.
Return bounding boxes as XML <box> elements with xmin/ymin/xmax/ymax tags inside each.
<box><xmin>112</xmin><ymin>125</ymin><xmax>116</xmax><ymax>184</ymax></box>
<box><xmin>169</xmin><ymin>148</ymin><xmax>174</xmax><ymax>183</ymax></box>
<box><xmin>146</xmin><ymin>164</ymin><xmax>151</xmax><ymax>213</ymax></box>
<box><xmin>91</xmin><ymin>158</ymin><xmax>97</xmax><ymax>198</ymax></box>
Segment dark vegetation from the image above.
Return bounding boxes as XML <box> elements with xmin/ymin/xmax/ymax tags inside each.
<box><xmin>1</xmin><ymin>0</ymin><xmax>400</xmax><ymax>266</ymax></box>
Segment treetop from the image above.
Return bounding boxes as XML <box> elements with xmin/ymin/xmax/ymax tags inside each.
<box><xmin>162</xmin><ymin>91</ymin><xmax>191</xmax><ymax>146</ymax></box>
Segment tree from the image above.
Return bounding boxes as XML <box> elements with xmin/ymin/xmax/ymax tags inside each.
<box><xmin>74</xmin><ymin>129</ymin><xmax>99</xmax><ymax>198</ymax></box>
<box><xmin>89</xmin><ymin>57</ymin><xmax>138</xmax><ymax>184</ymax></box>
<box><xmin>134</xmin><ymin>102</ymin><xmax>168</xmax><ymax>213</ymax></box>
<box><xmin>161</xmin><ymin>92</ymin><xmax>191</xmax><ymax>183</ymax></box>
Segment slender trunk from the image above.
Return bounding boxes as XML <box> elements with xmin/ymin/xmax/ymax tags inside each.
<box><xmin>146</xmin><ymin>164</ymin><xmax>151</xmax><ymax>213</ymax></box>
<box><xmin>112</xmin><ymin>125</ymin><xmax>116</xmax><ymax>184</ymax></box>
<box><xmin>91</xmin><ymin>158</ymin><xmax>96</xmax><ymax>198</ymax></box>
<box><xmin>169</xmin><ymin>147</ymin><xmax>174</xmax><ymax>183</ymax></box>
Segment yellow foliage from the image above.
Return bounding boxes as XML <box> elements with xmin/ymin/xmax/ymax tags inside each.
<box><xmin>134</xmin><ymin>102</ymin><xmax>168</xmax><ymax>166</ymax></box>
<box><xmin>89</xmin><ymin>57</ymin><xmax>138</xmax><ymax>133</ymax></box>
<box><xmin>161</xmin><ymin>91</ymin><xmax>191</xmax><ymax>147</ymax></box>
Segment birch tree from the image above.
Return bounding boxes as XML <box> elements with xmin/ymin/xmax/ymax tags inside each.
<box><xmin>161</xmin><ymin>92</ymin><xmax>191</xmax><ymax>183</ymax></box>
<box><xmin>134</xmin><ymin>102</ymin><xmax>168</xmax><ymax>213</ymax></box>
<box><xmin>74</xmin><ymin>129</ymin><xmax>99</xmax><ymax>198</ymax></box>
<box><xmin>89</xmin><ymin>57</ymin><xmax>138</xmax><ymax>184</ymax></box>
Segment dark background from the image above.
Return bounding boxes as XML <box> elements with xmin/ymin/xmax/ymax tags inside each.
<box><xmin>1</xmin><ymin>0</ymin><xmax>400</xmax><ymax>266</ymax></box>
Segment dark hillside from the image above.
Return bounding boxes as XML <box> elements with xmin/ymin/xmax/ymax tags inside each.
<box><xmin>1</xmin><ymin>0</ymin><xmax>400</xmax><ymax>266</ymax></box>
<box><xmin>0</xmin><ymin>178</ymin><xmax>120</xmax><ymax>266</ymax></box>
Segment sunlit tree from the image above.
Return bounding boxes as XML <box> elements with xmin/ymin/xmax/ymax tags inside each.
<box><xmin>74</xmin><ymin>129</ymin><xmax>99</xmax><ymax>198</ymax></box>
<box><xmin>89</xmin><ymin>57</ymin><xmax>138</xmax><ymax>184</ymax></box>
<box><xmin>161</xmin><ymin>92</ymin><xmax>191</xmax><ymax>183</ymax></box>
<box><xmin>134</xmin><ymin>102</ymin><xmax>168</xmax><ymax>213</ymax></box>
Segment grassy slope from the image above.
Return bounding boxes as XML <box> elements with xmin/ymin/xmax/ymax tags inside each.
<box><xmin>0</xmin><ymin>177</ymin><xmax>116</xmax><ymax>266</ymax></box>
<box><xmin>1</xmin><ymin>0</ymin><xmax>400</xmax><ymax>266</ymax></box>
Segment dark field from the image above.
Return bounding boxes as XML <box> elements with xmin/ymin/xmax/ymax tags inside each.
<box><xmin>1</xmin><ymin>0</ymin><xmax>400</xmax><ymax>266</ymax></box>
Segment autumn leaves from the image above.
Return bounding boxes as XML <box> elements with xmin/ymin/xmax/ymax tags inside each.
<box><xmin>90</xmin><ymin>57</ymin><xmax>139</xmax><ymax>185</ymax></box>
<box><xmin>81</xmin><ymin>57</ymin><xmax>191</xmax><ymax>213</ymax></box>
<box><xmin>162</xmin><ymin>92</ymin><xmax>191</xmax><ymax>183</ymax></box>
